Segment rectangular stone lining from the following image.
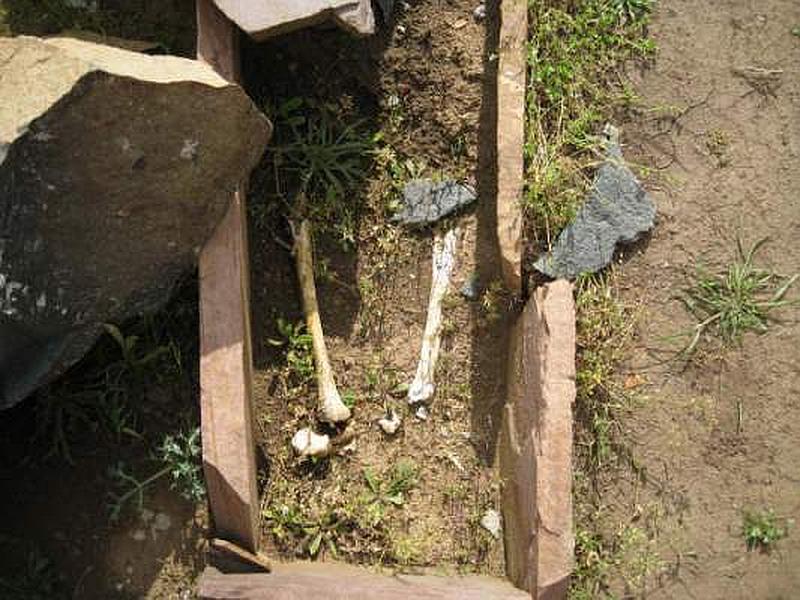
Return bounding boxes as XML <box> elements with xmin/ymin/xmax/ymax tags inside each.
<box><xmin>500</xmin><ymin>281</ymin><xmax>575</xmax><ymax>597</ymax></box>
<box><xmin>198</xmin><ymin>0</ymin><xmax>261</xmax><ymax>553</ymax></box>
<box><xmin>496</xmin><ymin>0</ymin><xmax>527</xmax><ymax>293</ymax></box>
<box><xmin>197</xmin><ymin>0</ymin><xmax>576</xmax><ymax>595</ymax></box>
<box><xmin>200</xmin><ymin>564</ymin><xmax>531</xmax><ymax>599</ymax></box>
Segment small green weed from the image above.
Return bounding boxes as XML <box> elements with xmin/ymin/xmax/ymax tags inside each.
<box><xmin>570</xmin><ymin>523</ymin><xmax>663</xmax><ymax>598</ymax></box>
<box><xmin>32</xmin><ymin>319</ymin><xmax>181</xmax><ymax>463</ymax></box>
<box><xmin>263</xmin><ymin>502</ymin><xmax>355</xmax><ymax>559</ymax></box>
<box><xmin>742</xmin><ymin>509</ymin><xmax>787</xmax><ymax>552</ymax></box>
<box><xmin>268</xmin><ymin>318</ymin><xmax>315</xmax><ymax>383</ymax></box>
<box><xmin>266</xmin><ymin>97</ymin><xmax>374</xmax><ymax>249</ymax></box>
<box><xmin>571</xmin><ymin>528</ymin><xmax>614</xmax><ymax>599</ymax></box>
<box><xmin>107</xmin><ymin>427</ymin><xmax>204</xmax><ymax>521</ymax></box>
<box><xmin>680</xmin><ymin>238</ymin><xmax>798</xmax><ymax>356</ymax></box>
<box><xmin>373</xmin><ymin>140</ymin><xmax>427</xmax><ymax>214</ymax></box>
<box><xmin>361</xmin><ymin>461</ymin><xmax>418</xmax><ymax>526</ymax></box>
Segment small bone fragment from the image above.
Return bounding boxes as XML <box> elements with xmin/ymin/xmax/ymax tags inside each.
<box><xmin>480</xmin><ymin>509</ymin><xmax>502</xmax><ymax>539</ymax></box>
<box><xmin>291</xmin><ymin>427</ymin><xmax>331</xmax><ymax>458</ymax></box>
<box><xmin>407</xmin><ymin>227</ymin><xmax>459</xmax><ymax>408</ymax></box>
<box><xmin>293</xmin><ymin>205</ymin><xmax>351</xmax><ymax>424</ymax></box>
<box><xmin>378</xmin><ymin>409</ymin><xmax>402</xmax><ymax>434</ymax></box>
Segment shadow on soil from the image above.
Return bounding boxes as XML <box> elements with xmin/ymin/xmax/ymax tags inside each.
<box><xmin>468</xmin><ymin>0</ymin><xmax>516</xmax><ymax>467</ymax></box>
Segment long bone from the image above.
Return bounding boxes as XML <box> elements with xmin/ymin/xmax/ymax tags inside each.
<box><xmin>407</xmin><ymin>226</ymin><xmax>459</xmax><ymax>417</ymax></box>
<box><xmin>293</xmin><ymin>195</ymin><xmax>351</xmax><ymax>424</ymax></box>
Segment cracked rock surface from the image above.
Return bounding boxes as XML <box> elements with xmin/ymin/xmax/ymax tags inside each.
<box><xmin>534</xmin><ymin>125</ymin><xmax>656</xmax><ymax>279</ymax></box>
<box><xmin>0</xmin><ymin>36</ymin><xmax>270</xmax><ymax>409</ymax></box>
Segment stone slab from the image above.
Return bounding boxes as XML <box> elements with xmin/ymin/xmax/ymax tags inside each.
<box><xmin>211</xmin><ymin>0</ymin><xmax>375</xmax><ymax>40</ymax></box>
<box><xmin>0</xmin><ymin>35</ymin><xmax>269</xmax><ymax>409</ymax></box>
<box><xmin>199</xmin><ymin>565</ymin><xmax>531</xmax><ymax>599</ymax></box>
<box><xmin>197</xmin><ymin>0</ymin><xmax>261</xmax><ymax>553</ymax></box>
<box><xmin>500</xmin><ymin>280</ymin><xmax>575</xmax><ymax>598</ymax></box>
<box><xmin>496</xmin><ymin>0</ymin><xmax>527</xmax><ymax>293</ymax></box>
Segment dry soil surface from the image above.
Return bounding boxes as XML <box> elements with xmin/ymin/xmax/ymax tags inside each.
<box><xmin>597</xmin><ymin>0</ymin><xmax>800</xmax><ymax>597</ymax></box>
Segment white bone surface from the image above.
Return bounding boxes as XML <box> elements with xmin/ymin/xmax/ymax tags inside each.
<box><xmin>295</xmin><ymin>217</ymin><xmax>351</xmax><ymax>423</ymax></box>
<box><xmin>291</xmin><ymin>427</ymin><xmax>331</xmax><ymax>457</ymax></box>
<box><xmin>407</xmin><ymin>227</ymin><xmax>459</xmax><ymax>408</ymax></box>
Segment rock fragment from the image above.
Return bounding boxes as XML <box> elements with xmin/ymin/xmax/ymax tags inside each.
<box><xmin>393</xmin><ymin>179</ymin><xmax>476</xmax><ymax>227</ymax></box>
<box><xmin>534</xmin><ymin>124</ymin><xmax>656</xmax><ymax>279</ymax></box>
<box><xmin>0</xmin><ymin>36</ymin><xmax>270</xmax><ymax>409</ymax></box>
<box><xmin>377</xmin><ymin>409</ymin><xmax>402</xmax><ymax>435</ymax></box>
<box><xmin>211</xmin><ymin>0</ymin><xmax>375</xmax><ymax>40</ymax></box>
<box><xmin>480</xmin><ymin>509</ymin><xmax>502</xmax><ymax>539</ymax></box>
<box><xmin>291</xmin><ymin>428</ymin><xmax>331</xmax><ymax>458</ymax></box>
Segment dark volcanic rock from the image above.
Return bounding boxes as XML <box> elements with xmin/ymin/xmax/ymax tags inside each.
<box><xmin>393</xmin><ymin>179</ymin><xmax>477</xmax><ymax>226</ymax></box>
<box><xmin>534</xmin><ymin>125</ymin><xmax>655</xmax><ymax>279</ymax></box>
<box><xmin>0</xmin><ymin>36</ymin><xmax>270</xmax><ymax>409</ymax></box>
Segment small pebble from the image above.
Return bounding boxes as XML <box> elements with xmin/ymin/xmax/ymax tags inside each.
<box><xmin>460</xmin><ymin>273</ymin><xmax>481</xmax><ymax>300</ymax></box>
<box><xmin>480</xmin><ymin>509</ymin><xmax>502</xmax><ymax>539</ymax></box>
<box><xmin>153</xmin><ymin>512</ymin><xmax>172</xmax><ymax>532</ymax></box>
<box><xmin>473</xmin><ymin>3</ymin><xmax>486</xmax><ymax>21</ymax></box>
<box><xmin>378</xmin><ymin>410</ymin><xmax>402</xmax><ymax>434</ymax></box>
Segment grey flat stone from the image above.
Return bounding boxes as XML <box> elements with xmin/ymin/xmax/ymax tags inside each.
<box><xmin>0</xmin><ymin>37</ymin><xmax>269</xmax><ymax>409</ymax></box>
<box><xmin>212</xmin><ymin>0</ymin><xmax>375</xmax><ymax>40</ymax></box>
<box><xmin>534</xmin><ymin>125</ymin><xmax>655</xmax><ymax>279</ymax></box>
<box><xmin>393</xmin><ymin>179</ymin><xmax>476</xmax><ymax>226</ymax></box>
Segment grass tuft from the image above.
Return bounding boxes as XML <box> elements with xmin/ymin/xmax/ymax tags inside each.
<box><xmin>742</xmin><ymin>509</ymin><xmax>787</xmax><ymax>552</ymax></box>
<box><xmin>680</xmin><ymin>238</ymin><xmax>798</xmax><ymax>356</ymax></box>
<box><xmin>574</xmin><ymin>270</ymin><xmax>634</xmax><ymax>467</ymax></box>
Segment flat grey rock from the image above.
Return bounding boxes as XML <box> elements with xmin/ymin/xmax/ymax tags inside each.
<box><xmin>393</xmin><ymin>179</ymin><xmax>476</xmax><ymax>226</ymax></box>
<box><xmin>212</xmin><ymin>0</ymin><xmax>375</xmax><ymax>40</ymax></box>
<box><xmin>534</xmin><ymin>125</ymin><xmax>655</xmax><ymax>279</ymax></box>
<box><xmin>0</xmin><ymin>37</ymin><xmax>269</xmax><ymax>410</ymax></box>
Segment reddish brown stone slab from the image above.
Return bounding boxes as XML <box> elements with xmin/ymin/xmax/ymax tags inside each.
<box><xmin>199</xmin><ymin>565</ymin><xmax>531</xmax><ymax>599</ymax></box>
<box><xmin>500</xmin><ymin>280</ymin><xmax>575</xmax><ymax>598</ymax></box>
<box><xmin>496</xmin><ymin>0</ymin><xmax>527</xmax><ymax>293</ymax></box>
<box><xmin>210</xmin><ymin>0</ymin><xmax>375</xmax><ymax>41</ymax></box>
<box><xmin>197</xmin><ymin>0</ymin><xmax>262</xmax><ymax>553</ymax></box>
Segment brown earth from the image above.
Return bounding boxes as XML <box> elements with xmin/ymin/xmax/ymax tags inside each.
<box><xmin>589</xmin><ymin>0</ymin><xmax>800</xmax><ymax>597</ymax></box>
<box><xmin>0</xmin><ymin>0</ymin><xmax>512</xmax><ymax>596</ymax></box>
<box><xmin>244</xmin><ymin>0</ymin><xmax>510</xmax><ymax>574</ymax></box>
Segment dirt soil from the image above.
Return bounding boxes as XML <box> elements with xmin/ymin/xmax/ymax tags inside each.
<box><xmin>591</xmin><ymin>0</ymin><xmax>800</xmax><ymax>596</ymax></box>
<box><xmin>244</xmin><ymin>0</ymin><xmax>509</xmax><ymax>574</ymax></box>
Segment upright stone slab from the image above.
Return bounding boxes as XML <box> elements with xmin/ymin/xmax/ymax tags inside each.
<box><xmin>210</xmin><ymin>0</ymin><xmax>375</xmax><ymax>40</ymax></box>
<box><xmin>196</xmin><ymin>0</ymin><xmax>261</xmax><ymax>554</ymax></box>
<box><xmin>500</xmin><ymin>280</ymin><xmax>575</xmax><ymax>598</ymax></box>
<box><xmin>0</xmin><ymin>36</ymin><xmax>270</xmax><ymax>409</ymax></box>
<box><xmin>496</xmin><ymin>0</ymin><xmax>527</xmax><ymax>293</ymax></box>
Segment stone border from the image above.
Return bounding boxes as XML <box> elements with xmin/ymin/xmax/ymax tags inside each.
<box><xmin>197</xmin><ymin>0</ymin><xmax>261</xmax><ymax>553</ymax></box>
<box><xmin>197</xmin><ymin>0</ymin><xmax>576</xmax><ymax>595</ymax></box>
<box><xmin>500</xmin><ymin>281</ymin><xmax>575</xmax><ymax>598</ymax></box>
<box><xmin>495</xmin><ymin>1</ymin><xmax>576</xmax><ymax>596</ymax></box>
<box><xmin>496</xmin><ymin>0</ymin><xmax>527</xmax><ymax>293</ymax></box>
<box><xmin>200</xmin><ymin>564</ymin><xmax>530</xmax><ymax>599</ymax></box>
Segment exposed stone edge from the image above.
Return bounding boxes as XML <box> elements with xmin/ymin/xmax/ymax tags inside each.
<box><xmin>500</xmin><ymin>280</ymin><xmax>576</xmax><ymax>598</ymax></box>
<box><xmin>496</xmin><ymin>0</ymin><xmax>527</xmax><ymax>293</ymax></box>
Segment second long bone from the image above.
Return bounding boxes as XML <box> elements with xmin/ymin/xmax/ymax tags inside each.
<box><xmin>406</xmin><ymin>226</ymin><xmax>459</xmax><ymax>419</ymax></box>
